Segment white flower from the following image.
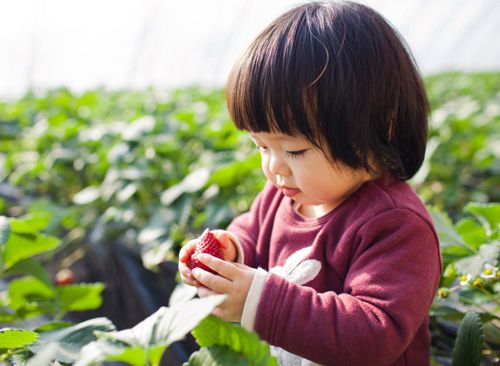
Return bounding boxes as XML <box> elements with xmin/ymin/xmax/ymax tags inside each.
<box><xmin>459</xmin><ymin>273</ymin><xmax>472</xmax><ymax>286</ymax></box>
<box><xmin>480</xmin><ymin>263</ymin><xmax>497</xmax><ymax>279</ymax></box>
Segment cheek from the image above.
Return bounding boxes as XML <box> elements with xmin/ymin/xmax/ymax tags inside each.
<box><xmin>260</xmin><ymin>156</ymin><xmax>272</xmax><ymax>180</ymax></box>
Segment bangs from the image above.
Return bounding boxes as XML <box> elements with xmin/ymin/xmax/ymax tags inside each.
<box><xmin>225</xmin><ymin>4</ymin><xmax>330</xmax><ymax>146</ymax></box>
<box><xmin>225</xmin><ymin>1</ymin><xmax>429</xmax><ymax>179</ymax></box>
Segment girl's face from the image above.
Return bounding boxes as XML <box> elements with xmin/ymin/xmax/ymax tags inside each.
<box><xmin>250</xmin><ymin>132</ymin><xmax>372</xmax><ymax>218</ymax></box>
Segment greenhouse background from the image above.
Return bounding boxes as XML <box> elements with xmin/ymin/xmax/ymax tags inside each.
<box><xmin>0</xmin><ymin>1</ymin><xmax>499</xmax><ymax>366</ymax></box>
<box><xmin>1</xmin><ymin>0</ymin><xmax>500</xmax><ymax>97</ymax></box>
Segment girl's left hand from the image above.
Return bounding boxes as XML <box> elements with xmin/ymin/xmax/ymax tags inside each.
<box><xmin>191</xmin><ymin>253</ymin><xmax>257</xmax><ymax>322</ymax></box>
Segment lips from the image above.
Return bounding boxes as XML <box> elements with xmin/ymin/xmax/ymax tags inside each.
<box><xmin>280</xmin><ymin>186</ymin><xmax>300</xmax><ymax>197</ymax></box>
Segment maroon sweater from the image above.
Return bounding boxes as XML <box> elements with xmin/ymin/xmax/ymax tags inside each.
<box><xmin>228</xmin><ymin>175</ymin><xmax>441</xmax><ymax>366</ymax></box>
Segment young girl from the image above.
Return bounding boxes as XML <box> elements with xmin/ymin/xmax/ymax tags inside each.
<box><xmin>179</xmin><ymin>1</ymin><xmax>441</xmax><ymax>365</ymax></box>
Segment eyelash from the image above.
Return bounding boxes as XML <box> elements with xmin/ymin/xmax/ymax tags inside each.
<box><xmin>256</xmin><ymin>146</ymin><xmax>306</xmax><ymax>159</ymax></box>
<box><xmin>285</xmin><ymin>150</ymin><xmax>307</xmax><ymax>159</ymax></box>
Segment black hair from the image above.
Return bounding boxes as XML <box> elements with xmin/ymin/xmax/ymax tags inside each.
<box><xmin>225</xmin><ymin>1</ymin><xmax>429</xmax><ymax>180</ymax></box>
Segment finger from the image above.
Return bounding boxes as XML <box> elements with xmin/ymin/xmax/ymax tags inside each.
<box><xmin>179</xmin><ymin>273</ymin><xmax>198</xmax><ymax>287</ymax></box>
<box><xmin>192</xmin><ymin>267</ymin><xmax>232</xmax><ymax>293</ymax></box>
<box><xmin>211</xmin><ymin>307</ymin><xmax>227</xmax><ymax>320</ymax></box>
<box><xmin>179</xmin><ymin>239</ymin><xmax>197</xmax><ymax>263</ymax></box>
<box><xmin>212</xmin><ymin>230</ymin><xmax>237</xmax><ymax>261</ymax></box>
<box><xmin>197</xmin><ymin>254</ymin><xmax>238</xmax><ymax>280</ymax></box>
<box><xmin>197</xmin><ymin>286</ymin><xmax>217</xmax><ymax>298</ymax></box>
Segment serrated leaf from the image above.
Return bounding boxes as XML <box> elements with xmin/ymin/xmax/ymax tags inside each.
<box><xmin>429</xmin><ymin>208</ymin><xmax>474</xmax><ymax>252</ymax></box>
<box><xmin>0</xmin><ymin>216</ymin><xmax>10</xmax><ymax>245</ymax></box>
<box><xmin>192</xmin><ymin>316</ymin><xmax>277</xmax><ymax>366</ymax></box>
<box><xmin>29</xmin><ymin>317</ymin><xmax>115</xmax><ymax>364</ymax></box>
<box><xmin>452</xmin><ymin>312</ymin><xmax>484</xmax><ymax>366</ymax></box>
<box><xmin>75</xmin><ymin>295</ymin><xmax>226</xmax><ymax>366</ymax></box>
<box><xmin>8</xmin><ymin>277</ymin><xmax>56</xmax><ymax>311</ymax></box>
<box><xmin>455</xmin><ymin>255</ymin><xmax>484</xmax><ymax>277</ymax></box>
<box><xmin>3</xmin><ymin>232</ymin><xmax>60</xmax><ymax>270</ymax></box>
<box><xmin>185</xmin><ymin>345</ymin><xmax>249</xmax><ymax>366</ymax></box>
<box><xmin>74</xmin><ymin>338</ymin><xmax>130</xmax><ymax>366</ymax></box>
<box><xmin>0</xmin><ymin>328</ymin><xmax>38</xmax><ymax>348</ymax></box>
<box><xmin>454</xmin><ymin>243</ymin><xmax>499</xmax><ymax>276</ymax></box>
<box><xmin>98</xmin><ymin>294</ymin><xmax>226</xmax><ymax>348</ymax></box>
<box><xmin>57</xmin><ymin>283</ymin><xmax>105</xmax><ymax>312</ymax></box>
<box><xmin>465</xmin><ymin>202</ymin><xmax>500</xmax><ymax>235</ymax></box>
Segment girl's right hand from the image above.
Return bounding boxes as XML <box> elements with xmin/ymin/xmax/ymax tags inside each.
<box><xmin>178</xmin><ymin>230</ymin><xmax>238</xmax><ymax>287</ymax></box>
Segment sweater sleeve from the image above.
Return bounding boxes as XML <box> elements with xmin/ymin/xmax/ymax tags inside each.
<box><xmin>253</xmin><ymin>209</ymin><xmax>441</xmax><ymax>366</ymax></box>
<box><xmin>226</xmin><ymin>182</ymin><xmax>276</xmax><ymax>268</ymax></box>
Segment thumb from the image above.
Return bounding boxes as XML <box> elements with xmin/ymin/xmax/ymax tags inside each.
<box><xmin>212</xmin><ymin>230</ymin><xmax>237</xmax><ymax>261</ymax></box>
<box><xmin>179</xmin><ymin>239</ymin><xmax>197</xmax><ymax>263</ymax></box>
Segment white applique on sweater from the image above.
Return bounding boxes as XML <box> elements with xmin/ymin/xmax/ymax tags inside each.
<box><xmin>269</xmin><ymin>246</ymin><xmax>322</xmax><ymax>366</ymax></box>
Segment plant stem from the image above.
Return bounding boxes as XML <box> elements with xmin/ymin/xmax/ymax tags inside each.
<box><xmin>478</xmin><ymin>287</ymin><xmax>500</xmax><ymax>307</ymax></box>
<box><xmin>457</xmin><ymin>295</ymin><xmax>499</xmax><ymax>319</ymax></box>
<box><xmin>144</xmin><ymin>348</ymin><xmax>151</xmax><ymax>366</ymax></box>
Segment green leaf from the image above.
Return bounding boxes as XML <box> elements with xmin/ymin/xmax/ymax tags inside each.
<box><xmin>208</xmin><ymin>154</ymin><xmax>260</xmax><ymax>188</ymax></box>
<box><xmin>192</xmin><ymin>316</ymin><xmax>277</xmax><ymax>366</ymax></box>
<box><xmin>99</xmin><ymin>294</ymin><xmax>226</xmax><ymax>348</ymax></box>
<box><xmin>429</xmin><ymin>208</ymin><xmax>474</xmax><ymax>253</ymax></box>
<box><xmin>104</xmin><ymin>346</ymin><xmax>152</xmax><ymax>366</ymax></box>
<box><xmin>0</xmin><ymin>216</ymin><xmax>10</xmax><ymax>245</ymax></box>
<box><xmin>99</xmin><ymin>344</ymin><xmax>165</xmax><ymax>366</ymax></box>
<box><xmin>0</xmin><ymin>328</ymin><xmax>38</xmax><ymax>349</ymax></box>
<box><xmin>9</xmin><ymin>213</ymin><xmax>51</xmax><ymax>234</ymax></box>
<box><xmin>34</xmin><ymin>321</ymin><xmax>73</xmax><ymax>332</ymax></box>
<box><xmin>74</xmin><ymin>295</ymin><xmax>226</xmax><ymax>366</ymax></box>
<box><xmin>57</xmin><ymin>283</ymin><xmax>105</xmax><ymax>312</ymax></box>
<box><xmin>3</xmin><ymin>233</ymin><xmax>60</xmax><ymax>270</ymax></box>
<box><xmin>8</xmin><ymin>277</ymin><xmax>56</xmax><ymax>310</ymax></box>
<box><xmin>465</xmin><ymin>202</ymin><xmax>500</xmax><ymax>235</ymax></box>
<box><xmin>74</xmin><ymin>338</ymin><xmax>132</xmax><ymax>366</ymax></box>
<box><xmin>454</xmin><ymin>243</ymin><xmax>499</xmax><ymax>276</ymax></box>
<box><xmin>185</xmin><ymin>345</ymin><xmax>250</xmax><ymax>366</ymax></box>
<box><xmin>452</xmin><ymin>312</ymin><xmax>484</xmax><ymax>366</ymax></box>
<box><xmin>6</xmin><ymin>259</ymin><xmax>54</xmax><ymax>290</ymax></box>
<box><xmin>29</xmin><ymin>317</ymin><xmax>116</xmax><ymax>365</ymax></box>
<box><xmin>455</xmin><ymin>218</ymin><xmax>486</xmax><ymax>249</ymax></box>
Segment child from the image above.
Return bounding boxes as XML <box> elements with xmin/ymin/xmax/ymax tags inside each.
<box><xmin>179</xmin><ymin>1</ymin><xmax>441</xmax><ymax>365</ymax></box>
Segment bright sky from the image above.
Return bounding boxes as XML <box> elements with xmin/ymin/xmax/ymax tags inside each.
<box><xmin>0</xmin><ymin>0</ymin><xmax>499</xmax><ymax>98</ymax></box>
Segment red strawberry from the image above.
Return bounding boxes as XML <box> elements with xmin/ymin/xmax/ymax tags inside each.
<box><xmin>187</xmin><ymin>229</ymin><xmax>223</xmax><ymax>274</ymax></box>
<box><xmin>55</xmin><ymin>268</ymin><xmax>74</xmax><ymax>286</ymax></box>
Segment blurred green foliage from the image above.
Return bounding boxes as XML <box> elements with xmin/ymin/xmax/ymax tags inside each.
<box><xmin>414</xmin><ymin>72</ymin><xmax>500</xmax><ymax>218</ymax></box>
<box><xmin>0</xmin><ymin>72</ymin><xmax>498</xmax><ymax>365</ymax></box>
<box><xmin>0</xmin><ymin>87</ymin><xmax>265</xmax><ymax>266</ymax></box>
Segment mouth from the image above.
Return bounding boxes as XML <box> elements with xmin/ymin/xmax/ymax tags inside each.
<box><xmin>279</xmin><ymin>186</ymin><xmax>301</xmax><ymax>198</ymax></box>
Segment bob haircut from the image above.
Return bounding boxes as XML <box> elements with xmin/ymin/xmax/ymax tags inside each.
<box><xmin>225</xmin><ymin>1</ymin><xmax>429</xmax><ymax>180</ymax></box>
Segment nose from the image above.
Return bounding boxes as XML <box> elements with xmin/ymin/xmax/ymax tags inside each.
<box><xmin>268</xmin><ymin>153</ymin><xmax>291</xmax><ymax>177</ymax></box>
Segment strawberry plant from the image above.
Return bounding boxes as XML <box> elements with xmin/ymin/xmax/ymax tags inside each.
<box><xmin>430</xmin><ymin>202</ymin><xmax>499</xmax><ymax>364</ymax></box>
<box><xmin>0</xmin><ymin>211</ymin><xmax>276</xmax><ymax>365</ymax></box>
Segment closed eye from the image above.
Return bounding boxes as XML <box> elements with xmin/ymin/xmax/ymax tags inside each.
<box><xmin>285</xmin><ymin>149</ymin><xmax>307</xmax><ymax>159</ymax></box>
